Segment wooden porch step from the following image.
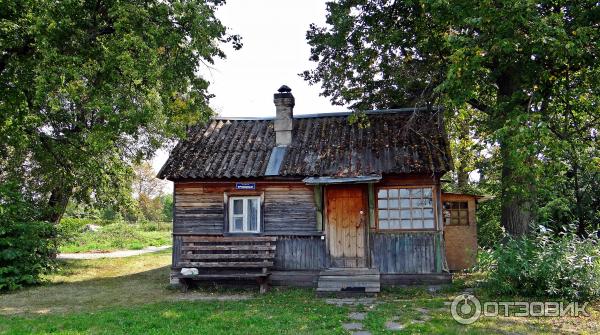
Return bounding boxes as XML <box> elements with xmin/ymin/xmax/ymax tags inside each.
<box><xmin>320</xmin><ymin>268</ymin><xmax>380</xmax><ymax>276</ymax></box>
<box><xmin>317</xmin><ymin>268</ymin><xmax>381</xmax><ymax>294</ymax></box>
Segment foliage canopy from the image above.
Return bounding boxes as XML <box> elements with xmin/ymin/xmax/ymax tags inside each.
<box><xmin>303</xmin><ymin>0</ymin><xmax>599</xmax><ymax>235</ymax></box>
<box><xmin>0</xmin><ymin>0</ymin><xmax>240</xmax><ymax>222</ymax></box>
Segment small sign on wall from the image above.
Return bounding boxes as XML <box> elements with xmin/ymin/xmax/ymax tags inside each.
<box><xmin>235</xmin><ymin>182</ymin><xmax>256</xmax><ymax>190</ymax></box>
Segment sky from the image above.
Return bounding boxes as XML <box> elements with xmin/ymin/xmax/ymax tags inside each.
<box><xmin>152</xmin><ymin>0</ymin><xmax>346</xmax><ymax>177</ymax></box>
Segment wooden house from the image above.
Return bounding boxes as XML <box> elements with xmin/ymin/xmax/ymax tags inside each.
<box><xmin>158</xmin><ymin>86</ymin><xmax>472</xmax><ymax>293</ymax></box>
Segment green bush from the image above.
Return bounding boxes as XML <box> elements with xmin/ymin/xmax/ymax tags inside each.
<box><xmin>0</xmin><ymin>184</ymin><xmax>58</xmax><ymax>291</ymax></box>
<box><xmin>138</xmin><ymin>220</ymin><xmax>171</xmax><ymax>232</ymax></box>
<box><xmin>58</xmin><ymin>217</ymin><xmax>95</xmax><ymax>237</ymax></box>
<box><xmin>482</xmin><ymin>230</ymin><xmax>600</xmax><ymax>301</ymax></box>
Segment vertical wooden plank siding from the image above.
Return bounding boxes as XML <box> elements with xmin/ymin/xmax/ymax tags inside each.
<box><xmin>435</xmin><ymin>186</ymin><xmax>444</xmax><ymax>272</ymax></box>
<box><xmin>367</xmin><ymin>184</ymin><xmax>375</xmax><ymax>228</ymax></box>
<box><xmin>172</xmin><ymin>235</ymin><xmax>183</xmax><ymax>268</ymax></box>
<box><xmin>369</xmin><ymin>232</ymin><xmax>437</xmax><ymax>273</ymax></box>
<box><xmin>273</xmin><ymin>236</ymin><xmax>327</xmax><ymax>270</ymax></box>
<box><xmin>313</xmin><ymin>185</ymin><xmax>324</xmax><ymax>231</ymax></box>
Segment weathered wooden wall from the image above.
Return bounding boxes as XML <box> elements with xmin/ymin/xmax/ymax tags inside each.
<box><xmin>174</xmin><ymin>186</ymin><xmax>223</xmax><ymax>234</ymax></box>
<box><xmin>172</xmin><ymin>234</ymin><xmax>325</xmax><ymax>271</ymax></box>
<box><xmin>369</xmin><ymin>232</ymin><xmax>437</xmax><ymax>273</ymax></box>
<box><xmin>263</xmin><ymin>186</ymin><xmax>318</xmax><ymax>235</ymax></box>
<box><xmin>172</xmin><ymin>235</ymin><xmax>183</xmax><ymax>267</ymax></box>
<box><xmin>273</xmin><ymin>236</ymin><xmax>326</xmax><ymax>270</ymax></box>
<box><xmin>173</xmin><ymin>181</ymin><xmax>319</xmax><ymax>235</ymax></box>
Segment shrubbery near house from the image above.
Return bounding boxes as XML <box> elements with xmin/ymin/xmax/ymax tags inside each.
<box><xmin>0</xmin><ymin>184</ymin><xmax>58</xmax><ymax>291</ymax></box>
<box><xmin>481</xmin><ymin>230</ymin><xmax>600</xmax><ymax>301</ymax></box>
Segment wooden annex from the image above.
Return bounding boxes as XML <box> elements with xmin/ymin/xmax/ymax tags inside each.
<box><xmin>159</xmin><ymin>86</ymin><xmax>477</xmax><ymax>293</ymax></box>
<box><xmin>441</xmin><ymin>192</ymin><xmax>482</xmax><ymax>271</ymax></box>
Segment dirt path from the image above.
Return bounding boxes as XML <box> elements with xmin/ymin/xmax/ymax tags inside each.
<box><xmin>57</xmin><ymin>245</ymin><xmax>171</xmax><ymax>259</ymax></box>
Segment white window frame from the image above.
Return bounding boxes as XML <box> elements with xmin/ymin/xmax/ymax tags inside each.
<box><xmin>228</xmin><ymin>196</ymin><xmax>261</xmax><ymax>233</ymax></box>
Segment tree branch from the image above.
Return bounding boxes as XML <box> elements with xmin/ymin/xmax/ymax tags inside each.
<box><xmin>467</xmin><ymin>98</ymin><xmax>490</xmax><ymax>113</ymax></box>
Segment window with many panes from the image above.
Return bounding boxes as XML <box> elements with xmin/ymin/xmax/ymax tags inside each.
<box><xmin>377</xmin><ymin>188</ymin><xmax>435</xmax><ymax>230</ymax></box>
<box><xmin>444</xmin><ymin>201</ymin><xmax>469</xmax><ymax>226</ymax></box>
<box><xmin>228</xmin><ymin>196</ymin><xmax>261</xmax><ymax>233</ymax></box>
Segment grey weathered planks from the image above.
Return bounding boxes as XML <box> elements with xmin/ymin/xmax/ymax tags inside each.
<box><xmin>178</xmin><ymin>261</ymin><xmax>274</xmax><ymax>268</ymax></box>
<box><xmin>173</xmin><ymin>235</ymin><xmax>183</xmax><ymax>267</ymax></box>
<box><xmin>269</xmin><ymin>270</ymin><xmax>320</xmax><ymax>287</ymax></box>
<box><xmin>182</xmin><ymin>236</ymin><xmax>277</xmax><ymax>242</ymax></box>
<box><xmin>273</xmin><ymin>235</ymin><xmax>327</xmax><ymax>270</ymax></box>
<box><xmin>181</xmin><ymin>245</ymin><xmax>276</xmax><ymax>251</ymax></box>
<box><xmin>174</xmin><ymin>184</ymin><xmax>319</xmax><ymax>235</ymax></box>
<box><xmin>181</xmin><ymin>253</ymin><xmax>274</xmax><ymax>260</ymax></box>
<box><xmin>263</xmin><ymin>187</ymin><xmax>318</xmax><ymax>234</ymax></box>
<box><xmin>370</xmin><ymin>232</ymin><xmax>437</xmax><ymax>274</ymax></box>
<box><xmin>317</xmin><ymin>268</ymin><xmax>381</xmax><ymax>293</ymax></box>
<box><xmin>174</xmin><ymin>189</ymin><xmax>224</xmax><ymax>234</ymax></box>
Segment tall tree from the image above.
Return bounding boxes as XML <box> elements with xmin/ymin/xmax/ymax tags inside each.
<box><xmin>132</xmin><ymin>161</ymin><xmax>166</xmax><ymax>222</ymax></box>
<box><xmin>303</xmin><ymin>0</ymin><xmax>600</xmax><ymax>235</ymax></box>
<box><xmin>132</xmin><ymin>162</ymin><xmax>166</xmax><ymax>200</ymax></box>
<box><xmin>1</xmin><ymin>0</ymin><xmax>241</xmax><ymax>223</ymax></box>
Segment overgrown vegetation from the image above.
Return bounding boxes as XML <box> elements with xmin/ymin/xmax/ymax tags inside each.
<box><xmin>480</xmin><ymin>230</ymin><xmax>600</xmax><ymax>301</ymax></box>
<box><xmin>58</xmin><ymin>219</ymin><xmax>171</xmax><ymax>253</ymax></box>
<box><xmin>0</xmin><ymin>183</ymin><xmax>57</xmax><ymax>291</ymax></box>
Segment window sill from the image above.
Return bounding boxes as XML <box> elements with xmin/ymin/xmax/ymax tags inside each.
<box><xmin>223</xmin><ymin>232</ymin><xmax>263</xmax><ymax>236</ymax></box>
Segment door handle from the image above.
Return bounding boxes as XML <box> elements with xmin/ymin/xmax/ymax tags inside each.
<box><xmin>357</xmin><ymin>210</ymin><xmax>365</xmax><ymax>228</ymax></box>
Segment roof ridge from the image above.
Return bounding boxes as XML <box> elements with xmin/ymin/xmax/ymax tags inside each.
<box><xmin>213</xmin><ymin>106</ymin><xmax>440</xmax><ymax>121</ymax></box>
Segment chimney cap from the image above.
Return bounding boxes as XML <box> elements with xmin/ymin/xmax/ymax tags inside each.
<box><xmin>277</xmin><ymin>85</ymin><xmax>292</xmax><ymax>93</ymax></box>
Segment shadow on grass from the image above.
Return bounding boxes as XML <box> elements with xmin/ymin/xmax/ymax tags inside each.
<box><xmin>0</xmin><ymin>265</ymin><xmax>175</xmax><ymax>316</ymax></box>
<box><xmin>50</xmin><ymin>259</ymin><xmax>95</xmax><ymax>278</ymax></box>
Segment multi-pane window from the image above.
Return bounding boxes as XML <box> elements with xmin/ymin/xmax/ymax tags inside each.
<box><xmin>444</xmin><ymin>201</ymin><xmax>469</xmax><ymax>226</ymax></box>
<box><xmin>229</xmin><ymin>196</ymin><xmax>260</xmax><ymax>233</ymax></box>
<box><xmin>377</xmin><ymin>188</ymin><xmax>435</xmax><ymax>230</ymax></box>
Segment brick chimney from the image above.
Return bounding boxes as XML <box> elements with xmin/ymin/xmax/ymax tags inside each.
<box><xmin>273</xmin><ymin>85</ymin><xmax>294</xmax><ymax>146</ymax></box>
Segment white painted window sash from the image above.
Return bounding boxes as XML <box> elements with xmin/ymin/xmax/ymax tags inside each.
<box><xmin>228</xmin><ymin>196</ymin><xmax>261</xmax><ymax>233</ymax></box>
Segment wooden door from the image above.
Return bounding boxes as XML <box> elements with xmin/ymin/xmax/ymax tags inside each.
<box><xmin>326</xmin><ymin>186</ymin><xmax>367</xmax><ymax>267</ymax></box>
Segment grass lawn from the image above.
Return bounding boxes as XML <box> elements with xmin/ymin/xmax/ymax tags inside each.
<box><xmin>1</xmin><ymin>250</ymin><xmax>598</xmax><ymax>334</ymax></box>
<box><xmin>58</xmin><ymin>222</ymin><xmax>171</xmax><ymax>253</ymax></box>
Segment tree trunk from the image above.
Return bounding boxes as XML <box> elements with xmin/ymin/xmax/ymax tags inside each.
<box><xmin>499</xmin><ymin>143</ymin><xmax>535</xmax><ymax>236</ymax></box>
<box><xmin>572</xmin><ymin>161</ymin><xmax>587</xmax><ymax>237</ymax></box>
<box><xmin>456</xmin><ymin>163</ymin><xmax>469</xmax><ymax>189</ymax></box>
<box><xmin>496</xmin><ymin>69</ymin><xmax>536</xmax><ymax>236</ymax></box>
<box><xmin>45</xmin><ymin>186</ymin><xmax>73</xmax><ymax>224</ymax></box>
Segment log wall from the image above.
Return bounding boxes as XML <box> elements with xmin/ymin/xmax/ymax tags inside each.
<box><xmin>173</xmin><ymin>181</ymin><xmax>319</xmax><ymax>235</ymax></box>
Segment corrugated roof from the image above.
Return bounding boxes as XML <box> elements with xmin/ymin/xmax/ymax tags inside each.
<box><xmin>158</xmin><ymin>111</ymin><xmax>452</xmax><ymax>180</ymax></box>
